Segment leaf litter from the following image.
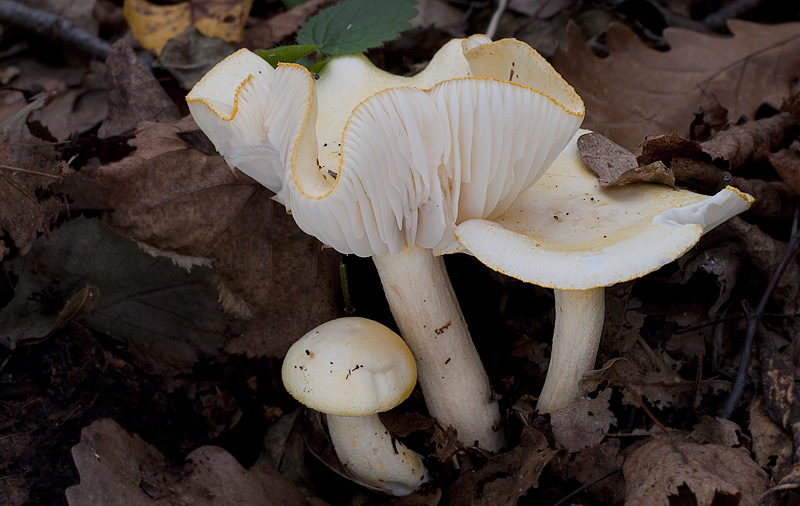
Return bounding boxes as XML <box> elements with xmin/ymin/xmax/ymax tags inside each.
<box><xmin>3</xmin><ymin>1</ymin><xmax>800</xmax><ymax>506</ymax></box>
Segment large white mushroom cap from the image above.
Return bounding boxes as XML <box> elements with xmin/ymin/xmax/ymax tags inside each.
<box><xmin>453</xmin><ymin>129</ymin><xmax>754</xmax><ymax>290</ymax></box>
<box><xmin>187</xmin><ymin>36</ymin><xmax>585</xmax><ymax>257</ymax></box>
<box><xmin>282</xmin><ymin>317</ymin><xmax>417</xmax><ymax>417</ymax></box>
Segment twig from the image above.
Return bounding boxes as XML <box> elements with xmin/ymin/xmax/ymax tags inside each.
<box><xmin>485</xmin><ymin>0</ymin><xmax>508</xmax><ymax>40</ymax></box>
<box><xmin>703</xmin><ymin>0</ymin><xmax>770</xmax><ymax>32</ymax></box>
<box><xmin>0</xmin><ymin>0</ymin><xmax>111</xmax><ymax>61</ymax></box>
<box><xmin>512</xmin><ymin>0</ymin><xmax>552</xmax><ymax>38</ymax></box>
<box><xmin>0</xmin><ymin>171</ymin><xmax>42</xmax><ymax>207</ymax></box>
<box><xmin>552</xmin><ymin>468</ymin><xmax>622</xmax><ymax>506</ymax></box>
<box><xmin>719</xmin><ymin>202</ymin><xmax>800</xmax><ymax>419</ymax></box>
<box><xmin>611</xmin><ymin>368</ymin><xmax>670</xmax><ymax>434</ymax></box>
<box><xmin>0</xmin><ymin>164</ymin><xmax>60</xmax><ymax>179</ymax></box>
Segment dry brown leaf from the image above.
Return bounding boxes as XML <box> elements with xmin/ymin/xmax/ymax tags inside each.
<box><xmin>578</xmin><ymin>130</ymin><xmax>675</xmax><ymax>187</ymax></box>
<box><xmin>508</xmin><ymin>0</ymin><xmax>576</xmax><ymax>18</ymax></box>
<box><xmin>760</xmin><ymin>462</ymin><xmax>800</xmax><ymax>506</ymax></box>
<box><xmin>156</xmin><ymin>27</ymin><xmax>236</xmax><ymax>90</ymax></box>
<box><xmin>381</xmin><ymin>411</ymin><xmax>437</xmax><ymax>438</ymax></box>
<box><xmin>565</xmin><ymin>439</ymin><xmax>625</xmax><ymax>505</ymax></box>
<box><xmin>0</xmin><ymin>93</ymin><xmax>63</xmax><ymax>256</ymax></box>
<box><xmin>553</xmin><ymin>20</ymin><xmax>800</xmax><ymax>149</ymax></box>
<box><xmin>27</xmin><ymin>61</ymin><xmax>108</xmax><ymax>141</ymax></box>
<box><xmin>124</xmin><ymin>0</ymin><xmax>254</xmax><ymax>55</ymax></box>
<box><xmin>66</xmin><ymin>418</ymin><xmax>311</xmax><ymax>506</ymax></box>
<box><xmin>432</xmin><ymin>424</ymin><xmax>459</xmax><ymax>463</ymax></box>
<box><xmin>686</xmin><ymin>416</ymin><xmax>740</xmax><ymax>447</ymax></box>
<box><xmin>749</xmin><ymin>396</ymin><xmax>793</xmax><ymax>482</ymax></box>
<box><xmin>757</xmin><ymin>327</ymin><xmax>800</xmax><ymax>463</ymax></box>
<box><xmin>577</xmin><ymin>131</ymin><xmax>638</xmax><ymax>184</ymax></box>
<box><xmin>770</xmin><ymin>146</ymin><xmax>800</xmax><ymax>196</ymax></box>
<box><xmin>726</xmin><ymin>217</ymin><xmax>800</xmax><ymax>311</ymax></box>
<box><xmin>701</xmin><ymin>113</ymin><xmax>797</xmax><ymax>170</ymax></box>
<box><xmin>446</xmin><ymin>428</ymin><xmax>556</xmax><ymax>506</ymax></box>
<box><xmin>551</xmin><ymin>388</ymin><xmax>616</xmax><ymax>452</ymax></box>
<box><xmin>97</xmin><ymin>116</ymin><xmax>341</xmax><ymax>359</ymax></box>
<box><xmin>623</xmin><ymin>437</ymin><xmax>769</xmax><ymax>506</ymax></box>
<box><xmin>243</xmin><ymin>0</ymin><xmax>332</xmax><ymax>48</ymax></box>
<box><xmin>99</xmin><ymin>40</ymin><xmax>180</xmax><ymax>139</ymax></box>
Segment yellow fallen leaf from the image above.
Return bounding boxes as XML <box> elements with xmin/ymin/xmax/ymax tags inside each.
<box><xmin>124</xmin><ymin>0</ymin><xmax>254</xmax><ymax>55</ymax></box>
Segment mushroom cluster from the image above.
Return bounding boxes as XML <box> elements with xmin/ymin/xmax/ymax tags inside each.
<box><xmin>188</xmin><ymin>35</ymin><xmax>585</xmax><ymax>452</ymax></box>
<box><xmin>453</xmin><ymin>130</ymin><xmax>753</xmax><ymax>413</ymax></box>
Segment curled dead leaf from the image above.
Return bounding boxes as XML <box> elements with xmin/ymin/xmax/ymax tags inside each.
<box><xmin>623</xmin><ymin>437</ymin><xmax>768</xmax><ymax>506</ymax></box>
<box><xmin>66</xmin><ymin>418</ymin><xmax>312</xmax><ymax>506</ymax></box>
<box><xmin>551</xmin><ymin>388</ymin><xmax>616</xmax><ymax>452</ymax></box>
<box><xmin>554</xmin><ymin>20</ymin><xmax>800</xmax><ymax>149</ymax></box>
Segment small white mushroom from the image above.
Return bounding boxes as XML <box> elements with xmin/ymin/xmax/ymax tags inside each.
<box><xmin>453</xmin><ymin>129</ymin><xmax>754</xmax><ymax>413</ymax></box>
<box><xmin>282</xmin><ymin>317</ymin><xmax>429</xmax><ymax>496</ymax></box>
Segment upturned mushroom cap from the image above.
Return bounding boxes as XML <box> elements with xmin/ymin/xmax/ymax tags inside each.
<box><xmin>282</xmin><ymin>318</ymin><xmax>417</xmax><ymax>417</ymax></box>
<box><xmin>187</xmin><ymin>36</ymin><xmax>584</xmax><ymax>256</ymax></box>
<box><xmin>453</xmin><ymin>129</ymin><xmax>754</xmax><ymax>289</ymax></box>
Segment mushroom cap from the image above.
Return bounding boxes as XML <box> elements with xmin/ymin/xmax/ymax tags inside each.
<box><xmin>187</xmin><ymin>36</ymin><xmax>584</xmax><ymax>256</ymax></box>
<box><xmin>282</xmin><ymin>318</ymin><xmax>417</xmax><ymax>417</ymax></box>
<box><xmin>452</xmin><ymin>129</ymin><xmax>754</xmax><ymax>290</ymax></box>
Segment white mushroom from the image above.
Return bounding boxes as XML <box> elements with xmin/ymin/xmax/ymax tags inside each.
<box><xmin>187</xmin><ymin>36</ymin><xmax>584</xmax><ymax>451</ymax></box>
<box><xmin>453</xmin><ymin>130</ymin><xmax>754</xmax><ymax>413</ymax></box>
<box><xmin>282</xmin><ymin>317</ymin><xmax>429</xmax><ymax>496</ymax></box>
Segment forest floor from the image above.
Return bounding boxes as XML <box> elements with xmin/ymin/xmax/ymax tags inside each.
<box><xmin>2</xmin><ymin>0</ymin><xmax>800</xmax><ymax>505</ymax></box>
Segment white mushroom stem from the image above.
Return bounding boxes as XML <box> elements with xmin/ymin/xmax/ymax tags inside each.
<box><xmin>327</xmin><ymin>414</ymin><xmax>429</xmax><ymax>496</ymax></box>
<box><xmin>536</xmin><ymin>288</ymin><xmax>605</xmax><ymax>414</ymax></box>
<box><xmin>373</xmin><ymin>245</ymin><xmax>504</xmax><ymax>452</ymax></box>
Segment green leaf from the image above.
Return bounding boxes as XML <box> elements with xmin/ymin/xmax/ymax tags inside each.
<box><xmin>255</xmin><ymin>44</ymin><xmax>319</xmax><ymax>68</ymax></box>
<box><xmin>297</xmin><ymin>0</ymin><xmax>418</xmax><ymax>56</ymax></box>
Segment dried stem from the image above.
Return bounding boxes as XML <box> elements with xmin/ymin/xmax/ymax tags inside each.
<box><xmin>719</xmin><ymin>202</ymin><xmax>800</xmax><ymax>419</ymax></box>
<box><xmin>0</xmin><ymin>0</ymin><xmax>110</xmax><ymax>61</ymax></box>
<box><xmin>612</xmin><ymin>368</ymin><xmax>670</xmax><ymax>434</ymax></box>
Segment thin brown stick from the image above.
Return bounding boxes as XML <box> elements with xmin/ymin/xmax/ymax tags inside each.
<box><xmin>0</xmin><ymin>171</ymin><xmax>41</xmax><ymax>206</ymax></box>
<box><xmin>720</xmin><ymin>202</ymin><xmax>800</xmax><ymax>419</ymax></box>
<box><xmin>703</xmin><ymin>0</ymin><xmax>771</xmax><ymax>31</ymax></box>
<box><xmin>0</xmin><ymin>0</ymin><xmax>110</xmax><ymax>61</ymax></box>
<box><xmin>553</xmin><ymin>468</ymin><xmax>622</xmax><ymax>506</ymax></box>
<box><xmin>0</xmin><ymin>164</ymin><xmax>60</xmax><ymax>179</ymax></box>
<box><xmin>612</xmin><ymin>368</ymin><xmax>670</xmax><ymax>434</ymax></box>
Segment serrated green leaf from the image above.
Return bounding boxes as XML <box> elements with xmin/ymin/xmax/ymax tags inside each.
<box><xmin>255</xmin><ymin>44</ymin><xmax>319</xmax><ymax>68</ymax></box>
<box><xmin>297</xmin><ymin>0</ymin><xmax>418</xmax><ymax>56</ymax></box>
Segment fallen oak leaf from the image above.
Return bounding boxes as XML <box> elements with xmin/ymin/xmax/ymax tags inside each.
<box><xmin>99</xmin><ymin>39</ymin><xmax>180</xmax><ymax>139</ymax></box>
<box><xmin>553</xmin><ymin>20</ymin><xmax>800</xmax><ymax>149</ymax></box>
<box><xmin>770</xmin><ymin>145</ymin><xmax>800</xmax><ymax>196</ymax></box>
<box><xmin>700</xmin><ymin>112</ymin><xmax>798</xmax><ymax>171</ymax></box>
<box><xmin>0</xmin><ymin>217</ymin><xmax>243</xmax><ymax>375</ymax></box>
<box><xmin>446</xmin><ymin>428</ymin><xmax>556</xmax><ymax>506</ymax></box>
<box><xmin>0</xmin><ymin>92</ymin><xmax>63</xmax><ymax>256</ymax></box>
<box><xmin>97</xmin><ymin>116</ymin><xmax>340</xmax><ymax>359</ymax></box>
<box><xmin>760</xmin><ymin>463</ymin><xmax>800</xmax><ymax>506</ymax></box>
<box><xmin>623</xmin><ymin>437</ymin><xmax>769</xmax><ymax>506</ymax></box>
<box><xmin>66</xmin><ymin>418</ymin><xmax>313</xmax><ymax>506</ymax></box>
<box><xmin>638</xmin><ymin>113</ymin><xmax>798</xmax><ymax>172</ymax></box>
<box><xmin>749</xmin><ymin>396</ymin><xmax>794</xmax><ymax>483</ymax></box>
<box><xmin>550</xmin><ymin>388</ymin><xmax>616</xmax><ymax>452</ymax></box>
